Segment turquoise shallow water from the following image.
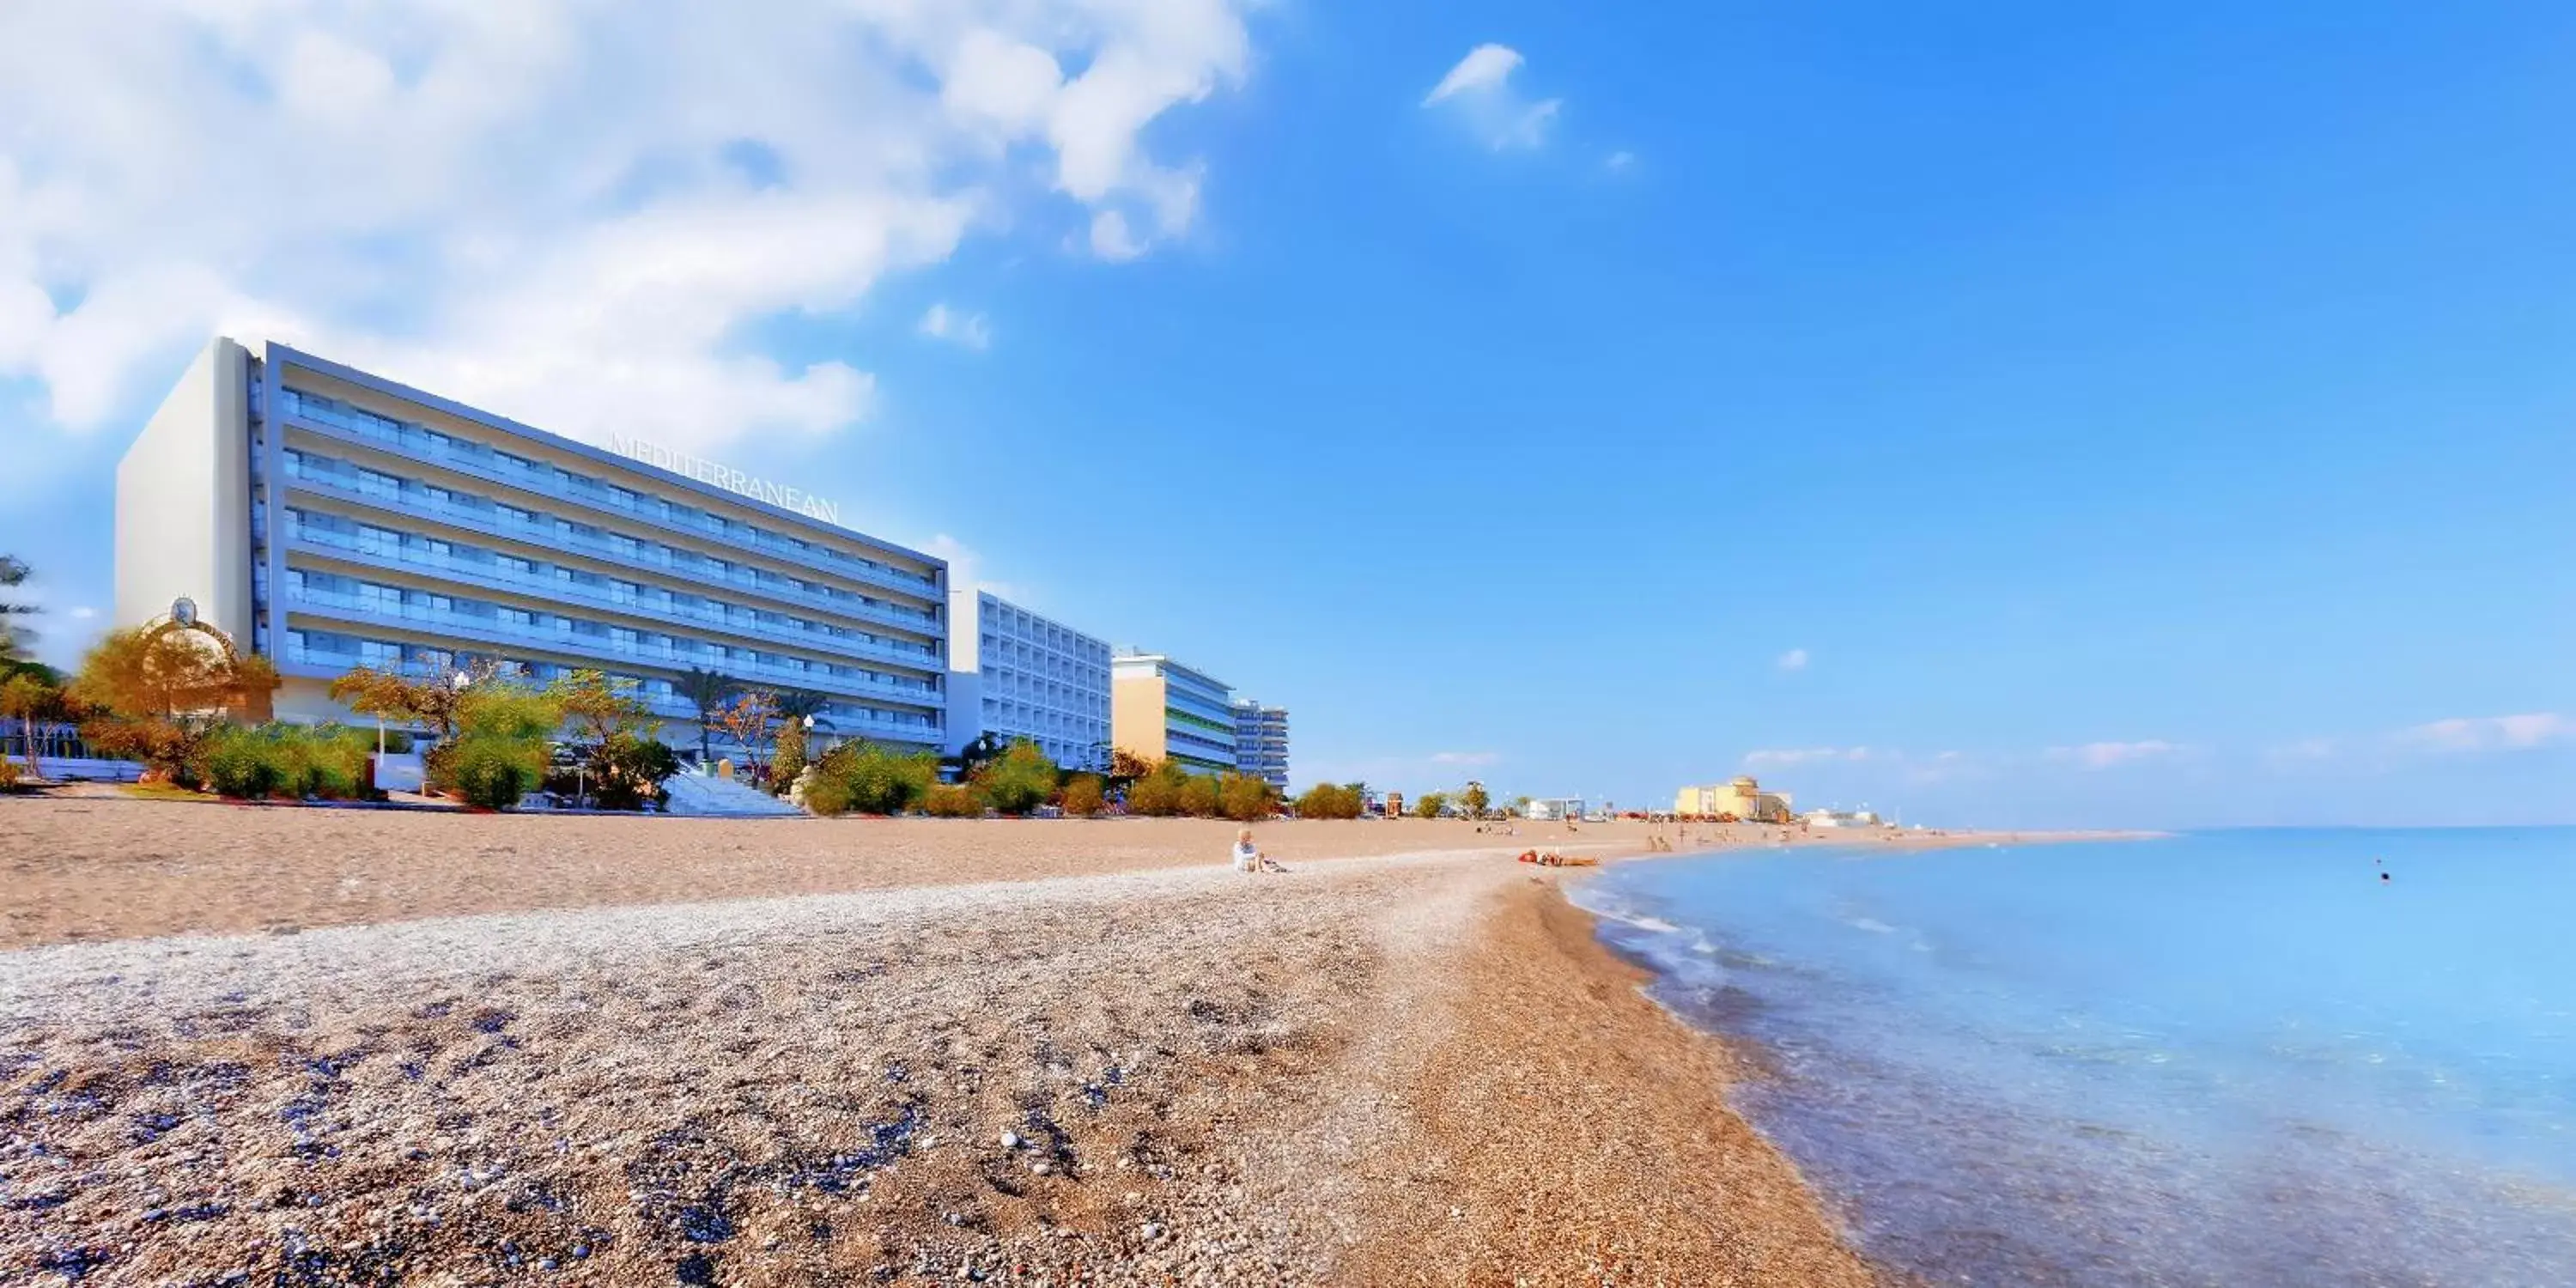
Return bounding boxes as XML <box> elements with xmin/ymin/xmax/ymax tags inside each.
<box><xmin>1576</xmin><ymin>829</ymin><xmax>2576</xmax><ymax>1286</ymax></box>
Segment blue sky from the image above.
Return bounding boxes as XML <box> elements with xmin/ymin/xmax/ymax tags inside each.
<box><xmin>3</xmin><ymin>2</ymin><xmax>2573</xmax><ymax>827</ymax></box>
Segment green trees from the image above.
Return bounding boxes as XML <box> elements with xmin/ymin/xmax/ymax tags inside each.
<box><xmin>675</xmin><ymin>667</ymin><xmax>736</xmax><ymax>765</ymax></box>
<box><xmin>73</xmin><ymin>625</ymin><xmax>281</xmax><ymax>787</ymax></box>
<box><xmin>1059</xmin><ymin>774</ymin><xmax>1106</xmax><ymax>817</ymax></box>
<box><xmin>974</xmin><ymin>739</ymin><xmax>1059</xmax><ymax>816</ymax></box>
<box><xmin>429</xmin><ymin>681</ymin><xmax>562</xmax><ymax>811</ymax></box>
<box><xmin>1294</xmin><ymin>782</ymin><xmax>1366</xmax><ymax>820</ymax></box>
<box><xmin>1414</xmin><ymin>792</ymin><xmax>1450</xmax><ymax>819</ymax></box>
<box><xmin>714</xmin><ymin>689</ymin><xmax>781</xmax><ymax>777</ymax></box>
<box><xmin>923</xmin><ymin>783</ymin><xmax>984</xmax><ymax>817</ymax></box>
<box><xmin>772</xmin><ymin>690</ymin><xmax>829</xmax><ymax>792</ymax></box>
<box><xmin>1217</xmin><ymin>772</ymin><xmax>1276</xmax><ymax>823</ymax></box>
<box><xmin>592</xmin><ymin>733</ymin><xmax>681</xmax><ymax>811</ymax></box>
<box><xmin>202</xmin><ymin>724</ymin><xmax>375</xmax><ymax>799</ymax></box>
<box><xmin>1</xmin><ymin>671</ymin><xmax>64</xmax><ymax>780</ymax></box>
<box><xmin>0</xmin><ymin>555</ymin><xmax>37</xmax><ymax>662</ymax></box>
<box><xmin>1460</xmin><ymin>783</ymin><xmax>1492</xmax><ymax>818</ymax></box>
<box><xmin>543</xmin><ymin>668</ymin><xmax>676</xmax><ymax>809</ymax></box>
<box><xmin>1126</xmin><ymin>760</ymin><xmax>1190</xmax><ymax>816</ymax></box>
<box><xmin>803</xmin><ymin>741</ymin><xmax>941</xmax><ymax>816</ymax></box>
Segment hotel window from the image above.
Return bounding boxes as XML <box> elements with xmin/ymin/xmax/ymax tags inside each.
<box><xmin>497</xmin><ymin>553</ymin><xmax>538</xmax><ymax>577</ymax></box>
<box><xmin>607</xmin><ymin>485</ymin><xmax>640</xmax><ymax>510</ymax></box>
<box><xmin>359</xmin><ymin>640</ymin><xmax>404</xmax><ymax>667</ymax></box>
<box><xmin>497</xmin><ymin>502</ymin><xmax>538</xmax><ymax>526</ymax></box>
<box><xmin>498</xmin><ymin>606</ymin><xmax>541</xmax><ymax>629</ymax></box>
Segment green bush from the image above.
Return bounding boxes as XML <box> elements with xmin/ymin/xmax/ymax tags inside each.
<box><xmin>425</xmin><ymin>679</ymin><xmax>561</xmax><ymax>807</ymax></box>
<box><xmin>449</xmin><ymin>735</ymin><xmax>544</xmax><ymax>811</ymax></box>
<box><xmin>1126</xmin><ymin>762</ymin><xmax>1188</xmax><ymax>816</ymax></box>
<box><xmin>807</xmin><ymin>741</ymin><xmax>939</xmax><ymax>816</ymax></box>
<box><xmin>974</xmin><ymin>740</ymin><xmax>1058</xmax><ymax>816</ymax></box>
<box><xmin>204</xmin><ymin>726</ymin><xmax>287</xmax><ymax>799</ymax></box>
<box><xmin>289</xmin><ymin>724</ymin><xmax>373</xmax><ymax>799</ymax></box>
<box><xmin>593</xmin><ymin>733</ymin><xmax>680</xmax><ymax>811</ymax></box>
<box><xmin>1058</xmin><ymin>774</ymin><xmax>1104</xmax><ymax>817</ymax></box>
<box><xmin>1217</xmin><ymin>773</ymin><xmax>1275</xmax><ymax>823</ymax></box>
<box><xmin>0</xmin><ymin>757</ymin><xmax>23</xmax><ymax>791</ymax></box>
<box><xmin>1296</xmin><ymin>782</ymin><xmax>1365</xmax><ymax>820</ymax></box>
<box><xmin>924</xmin><ymin>782</ymin><xmax>983</xmax><ymax>817</ymax></box>
<box><xmin>1177</xmin><ymin>774</ymin><xmax>1219</xmax><ymax>818</ymax></box>
<box><xmin>803</xmin><ymin>771</ymin><xmax>854</xmax><ymax>817</ymax></box>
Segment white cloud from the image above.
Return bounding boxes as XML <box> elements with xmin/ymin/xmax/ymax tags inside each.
<box><xmin>1604</xmin><ymin>149</ymin><xmax>1635</xmax><ymax>172</ymax></box>
<box><xmin>2400</xmin><ymin>713</ymin><xmax>2572</xmax><ymax>754</ymax></box>
<box><xmin>0</xmin><ymin>0</ymin><xmax>1255</xmax><ymax>454</ymax></box>
<box><xmin>1777</xmin><ymin>647</ymin><xmax>1809</xmax><ymax>671</ymax></box>
<box><xmin>1424</xmin><ymin>44</ymin><xmax>1524</xmax><ymax>104</ymax></box>
<box><xmin>1089</xmin><ymin>209</ymin><xmax>1149</xmax><ymax>262</ymax></box>
<box><xmin>2046</xmin><ymin>740</ymin><xmax>2184</xmax><ymax>770</ymax></box>
<box><xmin>67</xmin><ymin>606</ymin><xmax>96</xmax><ymax>621</ymax></box>
<box><xmin>1420</xmin><ymin>42</ymin><xmax>1561</xmax><ymax>150</ymax></box>
<box><xmin>1429</xmin><ymin>750</ymin><xmax>1500</xmax><ymax>767</ymax></box>
<box><xmin>916</xmin><ymin>302</ymin><xmax>993</xmax><ymax>350</ymax></box>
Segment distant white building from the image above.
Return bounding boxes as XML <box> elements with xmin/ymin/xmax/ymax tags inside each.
<box><xmin>1524</xmin><ymin>796</ymin><xmax>1584</xmax><ymax>822</ymax></box>
<box><xmin>1804</xmin><ymin>808</ymin><xmax>1883</xmax><ymax>829</ymax></box>
<box><xmin>946</xmin><ymin>590</ymin><xmax>1111</xmax><ymax>771</ymax></box>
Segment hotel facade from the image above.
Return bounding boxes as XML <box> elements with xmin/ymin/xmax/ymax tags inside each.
<box><xmin>1231</xmin><ymin>701</ymin><xmax>1290</xmax><ymax>792</ymax></box>
<box><xmin>116</xmin><ymin>338</ymin><xmax>952</xmax><ymax>752</ymax></box>
<box><xmin>1110</xmin><ymin>653</ymin><xmax>1237</xmax><ymax>775</ymax></box>
<box><xmin>946</xmin><ymin>590</ymin><xmax>1112</xmax><ymax>772</ymax></box>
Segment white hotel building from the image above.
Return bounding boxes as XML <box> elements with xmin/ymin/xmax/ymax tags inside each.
<box><xmin>945</xmin><ymin>591</ymin><xmax>1113</xmax><ymax>772</ymax></box>
<box><xmin>115</xmin><ymin>337</ymin><xmax>951</xmax><ymax>751</ymax></box>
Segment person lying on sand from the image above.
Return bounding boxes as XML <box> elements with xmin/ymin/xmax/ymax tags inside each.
<box><xmin>1234</xmin><ymin>828</ymin><xmax>1291</xmax><ymax>874</ymax></box>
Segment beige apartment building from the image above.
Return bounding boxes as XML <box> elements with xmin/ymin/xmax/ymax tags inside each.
<box><xmin>1676</xmin><ymin>775</ymin><xmax>1795</xmax><ymax>822</ymax></box>
<box><xmin>1110</xmin><ymin>653</ymin><xmax>1237</xmax><ymax>774</ymax></box>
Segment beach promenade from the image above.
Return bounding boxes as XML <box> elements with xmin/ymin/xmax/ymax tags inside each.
<box><xmin>0</xmin><ymin>802</ymin><xmax>1979</xmax><ymax>1284</ymax></box>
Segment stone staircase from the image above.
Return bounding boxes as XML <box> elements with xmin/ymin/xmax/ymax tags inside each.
<box><xmin>661</xmin><ymin>771</ymin><xmax>805</xmax><ymax>817</ymax></box>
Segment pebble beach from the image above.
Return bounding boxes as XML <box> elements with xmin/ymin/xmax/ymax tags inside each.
<box><xmin>0</xmin><ymin>799</ymin><xmax>1979</xmax><ymax>1284</ymax></box>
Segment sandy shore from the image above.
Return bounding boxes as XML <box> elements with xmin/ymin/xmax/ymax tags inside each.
<box><xmin>0</xmin><ymin>799</ymin><xmax>2027</xmax><ymax>1283</ymax></box>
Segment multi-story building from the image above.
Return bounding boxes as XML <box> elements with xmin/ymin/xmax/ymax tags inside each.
<box><xmin>1231</xmin><ymin>700</ymin><xmax>1289</xmax><ymax>793</ymax></box>
<box><xmin>946</xmin><ymin>590</ymin><xmax>1111</xmax><ymax>771</ymax></box>
<box><xmin>1674</xmin><ymin>776</ymin><xmax>1795</xmax><ymax>823</ymax></box>
<box><xmin>1110</xmin><ymin>653</ymin><xmax>1236</xmax><ymax>774</ymax></box>
<box><xmin>116</xmin><ymin>337</ymin><xmax>951</xmax><ymax>753</ymax></box>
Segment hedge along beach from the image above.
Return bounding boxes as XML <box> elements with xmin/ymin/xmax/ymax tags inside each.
<box><xmin>0</xmin><ymin>799</ymin><xmax>2053</xmax><ymax>1284</ymax></box>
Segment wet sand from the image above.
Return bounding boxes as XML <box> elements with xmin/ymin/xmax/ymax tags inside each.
<box><xmin>0</xmin><ymin>799</ymin><xmax>2003</xmax><ymax>1283</ymax></box>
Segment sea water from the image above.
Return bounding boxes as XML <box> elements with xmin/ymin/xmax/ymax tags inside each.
<box><xmin>1577</xmin><ymin>829</ymin><xmax>2576</xmax><ymax>1285</ymax></box>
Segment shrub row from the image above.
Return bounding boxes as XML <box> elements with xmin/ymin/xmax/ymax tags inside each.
<box><xmin>203</xmin><ymin>723</ymin><xmax>378</xmax><ymax>800</ymax></box>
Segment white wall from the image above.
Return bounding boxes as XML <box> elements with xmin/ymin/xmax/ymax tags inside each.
<box><xmin>116</xmin><ymin>337</ymin><xmax>252</xmax><ymax>640</ymax></box>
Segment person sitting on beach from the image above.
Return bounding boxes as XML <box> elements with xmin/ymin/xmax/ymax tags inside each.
<box><xmin>1233</xmin><ymin>828</ymin><xmax>1290</xmax><ymax>873</ymax></box>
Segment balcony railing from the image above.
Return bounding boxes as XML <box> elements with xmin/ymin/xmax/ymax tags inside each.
<box><xmin>278</xmin><ymin>643</ymin><xmax>941</xmax><ymax>743</ymax></box>
<box><xmin>282</xmin><ymin>586</ymin><xmax>942</xmax><ymax>708</ymax></box>
<box><xmin>282</xmin><ymin>517</ymin><xmax>943</xmax><ymax>676</ymax></box>
<box><xmin>278</xmin><ymin>393</ymin><xmax>940</xmax><ymax>597</ymax></box>
<box><xmin>280</xmin><ymin>465</ymin><xmax>942</xmax><ymax>639</ymax></box>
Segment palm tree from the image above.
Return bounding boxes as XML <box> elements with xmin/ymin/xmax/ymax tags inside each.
<box><xmin>675</xmin><ymin>667</ymin><xmax>737</xmax><ymax>766</ymax></box>
<box><xmin>0</xmin><ymin>555</ymin><xmax>38</xmax><ymax>663</ymax></box>
<box><xmin>774</xmin><ymin>688</ymin><xmax>831</xmax><ymax>735</ymax></box>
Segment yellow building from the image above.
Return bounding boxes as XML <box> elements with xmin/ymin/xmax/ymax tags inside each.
<box><xmin>1675</xmin><ymin>775</ymin><xmax>1795</xmax><ymax>823</ymax></box>
<box><xmin>1110</xmin><ymin>653</ymin><xmax>1237</xmax><ymax>773</ymax></box>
